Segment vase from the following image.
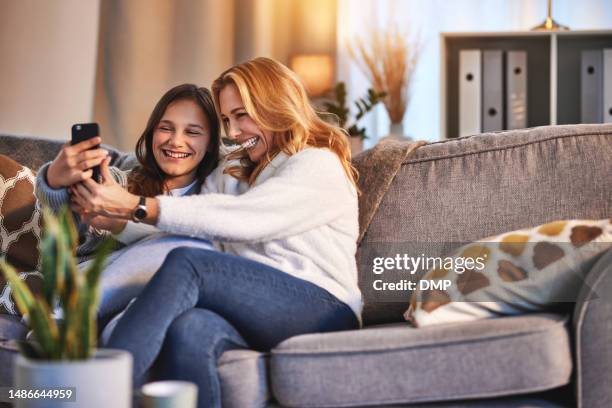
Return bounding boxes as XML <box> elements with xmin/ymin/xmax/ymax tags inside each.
<box><xmin>14</xmin><ymin>349</ymin><xmax>132</xmax><ymax>408</ymax></box>
<box><xmin>349</xmin><ymin>137</ymin><xmax>364</xmax><ymax>155</ymax></box>
<box><xmin>383</xmin><ymin>121</ymin><xmax>413</xmax><ymax>142</ymax></box>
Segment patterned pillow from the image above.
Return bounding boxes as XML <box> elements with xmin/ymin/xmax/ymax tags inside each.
<box><xmin>0</xmin><ymin>154</ymin><xmax>43</xmax><ymax>315</ymax></box>
<box><xmin>405</xmin><ymin>219</ymin><xmax>612</xmax><ymax>327</ymax></box>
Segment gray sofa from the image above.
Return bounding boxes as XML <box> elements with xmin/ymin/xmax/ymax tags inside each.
<box><xmin>0</xmin><ymin>123</ymin><xmax>610</xmax><ymax>407</ymax></box>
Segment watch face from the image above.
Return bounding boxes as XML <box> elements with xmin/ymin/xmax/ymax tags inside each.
<box><xmin>134</xmin><ymin>207</ymin><xmax>147</xmax><ymax>220</ymax></box>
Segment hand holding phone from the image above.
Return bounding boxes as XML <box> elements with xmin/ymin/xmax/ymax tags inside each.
<box><xmin>45</xmin><ymin>123</ymin><xmax>107</xmax><ymax>189</ymax></box>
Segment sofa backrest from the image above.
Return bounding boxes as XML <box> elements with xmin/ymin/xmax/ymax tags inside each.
<box><xmin>0</xmin><ymin>134</ymin><xmax>135</xmax><ymax>171</ymax></box>
<box><xmin>358</xmin><ymin>124</ymin><xmax>612</xmax><ymax>325</ymax></box>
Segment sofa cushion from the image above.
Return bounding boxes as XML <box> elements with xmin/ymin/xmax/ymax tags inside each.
<box><xmin>359</xmin><ymin>124</ymin><xmax>612</xmax><ymax>325</ymax></box>
<box><xmin>0</xmin><ymin>155</ymin><xmax>43</xmax><ymax>315</ymax></box>
<box><xmin>0</xmin><ymin>340</ymin><xmax>19</xmax><ymax>388</ymax></box>
<box><xmin>270</xmin><ymin>313</ymin><xmax>571</xmax><ymax>407</ymax></box>
<box><xmin>0</xmin><ymin>314</ymin><xmax>27</xmax><ymax>341</ymax></box>
<box><xmin>218</xmin><ymin>349</ymin><xmax>269</xmax><ymax>408</ymax></box>
<box><xmin>0</xmin><ymin>316</ymin><xmax>28</xmax><ymax>388</ymax></box>
<box><xmin>406</xmin><ymin>219</ymin><xmax>612</xmax><ymax>327</ymax></box>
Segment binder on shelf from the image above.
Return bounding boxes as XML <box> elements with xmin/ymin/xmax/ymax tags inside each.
<box><xmin>505</xmin><ymin>51</ymin><xmax>527</xmax><ymax>130</ymax></box>
<box><xmin>482</xmin><ymin>50</ymin><xmax>504</xmax><ymax>132</ymax></box>
<box><xmin>604</xmin><ymin>49</ymin><xmax>612</xmax><ymax>123</ymax></box>
<box><xmin>459</xmin><ymin>49</ymin><xmax>481</xmax><ymax>137</ymax></box>
<box><xmin>581</xmin><ymin>49</ymin><xmax>603</xmax><ymax>123</ymax></box>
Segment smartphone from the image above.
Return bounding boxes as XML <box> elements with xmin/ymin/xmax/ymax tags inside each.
<box><xmin>71</xmin><ymin>123</ymin><xmax>101</xmax><ymax>182</ymax></box>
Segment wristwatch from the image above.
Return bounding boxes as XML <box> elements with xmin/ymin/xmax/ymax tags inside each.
<box><xmin>131</xmin><ymin>196</ymin><xmax>148</xmax><ymax>223</ymax></box>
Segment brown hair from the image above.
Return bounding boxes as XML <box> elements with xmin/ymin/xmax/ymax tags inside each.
<box><xmin>211</xmin><ymin>57</ymin><xmax>357</xmax><ymax>187</ymax></box>
<box><xmin>128</xmin><ymin>84</ymin><xmax>220</xmax><ymax>196</ymax></box>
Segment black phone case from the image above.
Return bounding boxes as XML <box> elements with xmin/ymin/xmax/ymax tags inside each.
<box><xmin>71</xmin><ymin>123</ymin><xmax>101</xmax><ymax>182</ymax></box>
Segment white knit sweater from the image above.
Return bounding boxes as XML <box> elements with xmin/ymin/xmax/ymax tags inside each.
<box><xmin>154</xmin><ymin>147</ymin><xmax>363</xmax><ymax>320</ymax></box>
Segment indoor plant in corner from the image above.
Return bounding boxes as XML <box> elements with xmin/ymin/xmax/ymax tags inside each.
<box><xmin>0</xmin><ymin>207</ymin><xmax>132</xmax><ymax>408</ymax></box>
<box><xmin>321</xmin><ymin>81</ymin><xmax>385</xmax><ymax>154</ymax></box>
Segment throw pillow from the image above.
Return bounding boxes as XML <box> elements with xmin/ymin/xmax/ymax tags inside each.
<box><xmin>0</xmin><ymin>154</ymin><xmax>43</xmax><ymax>315</ymax></box>
<box><xmin>405</xmin><ymin>219</ymin><xmax>612</xmax><ymax>327</ymax></box>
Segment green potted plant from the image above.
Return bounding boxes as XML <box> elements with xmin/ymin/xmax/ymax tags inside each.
<box><xmin>320</xmin><ymin>81</ymin><xmax>386</xmax><ymax>153</ymax></box>
<box><xmin>0</xmin><ymin>207</ymin><xmax>132</xmax><ymax>408</ymax></box>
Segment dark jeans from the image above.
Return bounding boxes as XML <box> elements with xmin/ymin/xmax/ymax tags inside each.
<box><xmin>106</xmin><ymin>247</ymin><xmax>359</xmax><ymax>408</ymax></box>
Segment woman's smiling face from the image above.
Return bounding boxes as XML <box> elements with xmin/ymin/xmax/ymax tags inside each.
<box><xmin>218</xmin><ymin>83</ymin><xmax>274</xmax><ymax>163</ymax></box>
<box><xmin>152</xmin><ymin>99</ymin><xmax>210</xmax><ymax>190</ymax></box>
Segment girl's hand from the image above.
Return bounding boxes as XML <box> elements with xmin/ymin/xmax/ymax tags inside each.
<box><xmin>69</xmin><ymin>157</ymin><xmax>139</xmax><ymax>220</ymax></box>
<box><xmin>47</xmin><ymin>137</ymin><xmax>108</xmax><ymax>189</ymax></box>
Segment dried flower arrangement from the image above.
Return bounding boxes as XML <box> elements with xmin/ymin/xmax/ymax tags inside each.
<box><xmin>349</xmin><ymin>26</ymin><xmax>421</xmax><ymax>126</ymax></box>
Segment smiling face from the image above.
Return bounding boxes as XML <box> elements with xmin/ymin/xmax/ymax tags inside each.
<box><xmin>152</xmin><ymin>99</ymin><xmax>210</xmax><ymax>190</ymax></box>
<box><xmin>218</xmin><ymin>83</ymin><xmax>274</xmax><ymax>163</ymax></box>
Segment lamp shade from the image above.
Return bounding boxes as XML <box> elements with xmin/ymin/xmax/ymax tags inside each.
<box><xmin>290</xmin><ymin>54</ymin><xmax>334</xmax><ymax>97</ymax></box>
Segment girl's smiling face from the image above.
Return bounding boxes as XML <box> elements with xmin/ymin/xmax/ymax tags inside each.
<box><xmin>152</xmin><ymin>99</ymin><xmax>210</xmax><ymax>190</ymax></box>
<box><xmin>218</xmin><ymin>83</ymin><xmax>274</xmax><ymax>163</ymax></box>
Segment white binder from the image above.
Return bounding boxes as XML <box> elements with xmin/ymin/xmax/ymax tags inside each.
<box><xmin>581</xmin><ymin>49</ymin><xmax>603</xmax><ymax>123</ymax></box>
<box><xmin>604</xmin><ymin>49</ymin><xmax>612</xmax><ymax>123</ymax></box>
<box><xmin>459</xmin><ymin>49</ymin><xmax>481</xmax><ymax>137</ymax></box>
<box><xmin>482</xmin><ymin>50</ymin><xmax>503</xmax><ymax>132</ymax></box>
<box><xmin>506</xmin><ymin>51</ymin><xmax>527</xmax><ymax>130</ymax></box>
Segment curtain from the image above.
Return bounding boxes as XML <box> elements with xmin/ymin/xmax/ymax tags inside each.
<box><xmin>93</xmin><ymin>0</ymin><xmax>235</xmax><ymax>151</ymax></box>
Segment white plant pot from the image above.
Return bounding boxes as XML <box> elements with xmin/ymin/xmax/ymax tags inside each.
<box><xmin>383</xmin><ymin>121</ymin><xmax>413</xmax><ymax>142</ymax></box>
<box><xmin>14</xmin><ymin>349</ymin><xmax>132</xmax><ymax>408</ymax></box>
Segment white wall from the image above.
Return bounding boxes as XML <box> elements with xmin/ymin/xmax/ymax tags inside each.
<box><xmin>0</xmin><ymin>0</ymin><xmax>101</xmax><ymax>140</ymax></box>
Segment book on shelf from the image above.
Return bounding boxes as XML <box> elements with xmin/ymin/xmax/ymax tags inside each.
<box><xmin>581</xmin><ymin>49</ymin><xmax>604</xmax><ymax>124</ymax></box>
<box><xmin>506</xmin><ymin>51</ymin><xmax>528</xmax><ymax>130</ymax></box>
<box><xmin>482</xmin><ymin>50</ymin><xmax>504</xmax><ymax>132</ymax></box>
<box><xmin>604</xmin><ymin>49</ymin><xmax>612</xmax><ymax>123</ymax></box>
<box><xmin>459</xmin><ymin>49</ymin><xmax>481</xmax><ymax>137</ymax></box>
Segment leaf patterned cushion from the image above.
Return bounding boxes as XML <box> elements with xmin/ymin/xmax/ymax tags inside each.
<box><xmin>0</xmin><ymin>154</ymin><xmax>43</xmax><ymax>316</ymax></box>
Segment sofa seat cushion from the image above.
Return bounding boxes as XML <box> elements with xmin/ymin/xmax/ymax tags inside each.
<box><xmin>0</xmin><ymin>315</ymin><xmax>27</xmax><ymax>387</ymax></box>
<box><xmin>0</xmin><ymin>314</ymin><xmax>27</xmax><ymax>341</ymax></box>
<box><xmin>270</xmin><ymin>313</ymin><xmax>571</xmax><ymax>407</ymax></box>
<box><xmin>218</xmin><ymin>349</ymin><xmax>269</xmax><ymax>408</ymax></box>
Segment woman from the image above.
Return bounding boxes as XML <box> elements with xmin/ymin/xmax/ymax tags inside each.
<box><xmin>73</xmin><ymin>58</ymin><xmax>362</xmax><ymax>408</ymax></box>
<box><xmin>36</xmin><ymin>84</ymin><xmax>221</xmax><ymax>320</ymax></box>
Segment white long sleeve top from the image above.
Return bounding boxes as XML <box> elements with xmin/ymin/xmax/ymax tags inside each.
<box><xmin>153</xmin><ymin>147</ymin><xmax>363</xmax><ymax>320</ymax></box>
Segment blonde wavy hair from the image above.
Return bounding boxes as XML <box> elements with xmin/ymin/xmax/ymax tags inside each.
<box><xmin>211</xmin><ymin>57</ymin><xmax>358</xmax><ymax>187</ymax></box>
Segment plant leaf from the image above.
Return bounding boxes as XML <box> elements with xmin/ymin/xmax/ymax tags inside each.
<box><xmin>17</xmin><ymin>340</ymin><xmax>44</xmax><ymax>360</ymax></box>
<box><xmin>0</xmin><ymin>259</ymin><xmax>36</xmax><ymax>317</ymax></box>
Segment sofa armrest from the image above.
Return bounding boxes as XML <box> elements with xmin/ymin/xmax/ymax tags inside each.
<box><xmin>573</xmin><ymin>247</ymin><xmax>612</xmax><ymax>408</ymax></box>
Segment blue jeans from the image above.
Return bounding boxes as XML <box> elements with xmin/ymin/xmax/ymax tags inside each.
<box><xmin>106</xmin><ymin>247</ymin><xmax>359</xmax><ymax>408</ymax></box>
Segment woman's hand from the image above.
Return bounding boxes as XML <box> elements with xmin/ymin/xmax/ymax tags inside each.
<box><xmin>47</xmin><ymin>137</ymin><xmax>108</xmax><ymax>189</ymax></box>
<box><xmin>69</xmin><ymin>157</ymin><xmax>139</xmax><ymax>220</ymax></box>
<box><xmin>74</xmin><ymin>207</ymin><xmax>128</xmax><ymax>235</ymax></box>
